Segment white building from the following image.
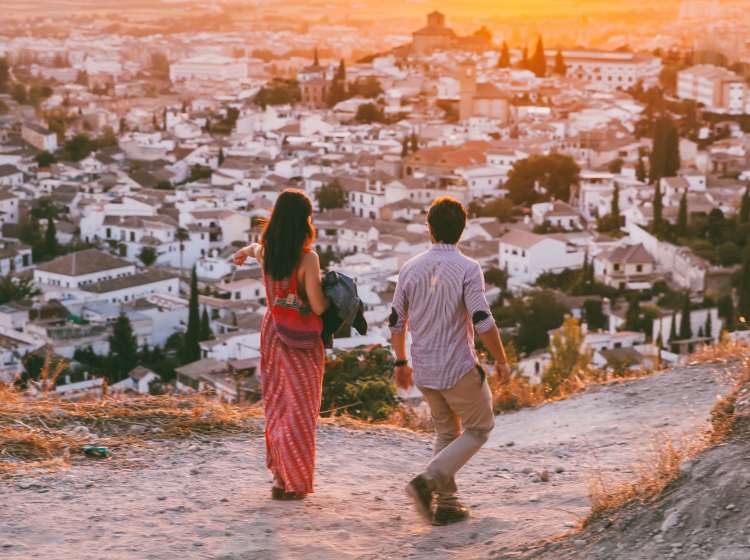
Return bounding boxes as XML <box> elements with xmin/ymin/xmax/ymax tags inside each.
<box><xmin>0</xmin><ymin>165</ymin><xmax>23</xmax><ymax>187</ymax></box>
<box><xmin>498</xmin><ymin>229</ymin><xmax>585</xmax><ymax>287</ymax></box>
<box><xmin>170</xmin><ymin>54</ymin><xmax>248</xmax><ymax>83</ymax></box>
<box><xmin>546</xmin><ymin>49</ymin><xmax>662</xmax><ymax>90</ymax></box>
<box><xmin>21</xmin><ymin>123</ymin><xmax>58</xmax><ymax>152</ymax></box>
<box><xmin>677</xmin><ymin>64</ymin><xmax>750</xmax><ymax>115</ymax></box>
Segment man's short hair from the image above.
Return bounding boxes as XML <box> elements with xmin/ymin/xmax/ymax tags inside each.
<box><xmin>428</xmin><ymin>196</ymin><xmax>467</xmax><ymax>245</ymax></box>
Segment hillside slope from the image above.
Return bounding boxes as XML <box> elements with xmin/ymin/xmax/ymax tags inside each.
<box><xmin>0</xmin><ymin>363</ymin><xmax>734</xmax><ymax>560</ymax></box>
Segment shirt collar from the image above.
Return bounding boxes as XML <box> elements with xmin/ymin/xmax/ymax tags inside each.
<box><xmin>429</xmin><ymin>243</ymin><xmax>459</xmax><ymax>253</ymax></box>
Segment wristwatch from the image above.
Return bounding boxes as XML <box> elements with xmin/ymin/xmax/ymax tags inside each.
<box><xmin>394</xmin><ymin>359</ymin><xmax>408</xmax><ymax>367</ymax></box>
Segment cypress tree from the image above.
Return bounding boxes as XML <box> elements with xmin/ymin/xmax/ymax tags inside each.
<box><xmin>520</xmin><ymin>45</ymin><xmax>529</xmax><ymax>70</ymax></box>
<box><xmin>625</xmin><ymin>296</ymin><xmax>641</xmax><ymax>332</ymax></box>
<box><xmin>649</xmin><ymin>118</ymin><xmax>666</xmax><ymax>183</ymax></box>
<box><xmin>401</xmin><ymin>137</ymin><xmax>408</xmax><ymax>157</ymax></box>
<box><xmin>530</xmin><ymin>36</ymin><xmax>547</xmax><ymax>77</ymax></box>
<box><xmin>109</xmin><ymin>313</ymin><xmax>138</xmax><ymax>380</ymax></box>
<box><xmin>44</xmin><ymin>218</ymin><xmax>58</xmax><ymax>258</ymax></box>
<box><xmin>183</xmin><ymin>266</ymin><xmax>201</xmax><ymax>363</ymax></box>
<box><xmin>336</xmin><ymin>59</ymin><xmax>346</xmax><ymax>81</ymax></box>
<box><xmin>669</xmin><ymin>311</ymin><xmax>678</xmax><ymax>341</ymax></box>
<box><xmin>677</xmin><ymin>189</ymin><xmax>688</xmax><ymax>234</ymax></box>
<box><xmin>740</xmin><ymin>186</ymin><xmax>750</xmax><ymax>224</ymax></box>
<box><xmin>162</xmin><ymin>108</ymin><xmax>167</xmax><ymax>131</ymax></box>
<box><xmin>653</xmin><ymin>181</ymin><xmax>663</xmax><ymax>229</ymax></box>
<box><xmin>218</xmin><ymin>147</ymin><xmax>225</xmax><ymax>166</ymax></box>
<box><xmin>313</xmin><ymin>47</ymin><xmax>319</xmax><ymax>67</ymax></box>
<box><xmin>611</xmin><ymin>184</ymin><xmax>620</xmax><ymax>225</ymax></box>
<box><xmin>679</xmin><ymin>292</ymin><xmax>692</xmax><ymax>340</ymax></box>
<box><xmin>200</xmin><ymin>307</ymin><xmax>213</xmax><ymax>341</ymax></box>
<box><xmin>704</xmin><ymin>312</ymin><xmax>713</xmax><ymax>340</ymax></box>
<box><xmin>739</xmin><ymin>244</ymin><xmax>750</xmax><ymax>325</ymax></box>
<box><xmin>664</xmin><ymin>122</ymin><xmax>680</xmax><ymax>177</ymax></box>
<box><xmin>498</xmin><ymin>41</ymin><xmax>510</xmax><ymax>68</ymax></box>
<box><xmin>553</xmin><ymin>50</ymin><xmax>566</xmax><ymax>76</ymax></box>
<box><xmin>410</xmin><ymin>132</ymin><xmax>418</xmax><ymax>152</ymax></box>
<box><xmin>636</xmin><ymin>156</ymin><xmax>647</xmax><ymax>183</ymax></box>
<box><xmin>718</xmin><ymin>294</ymin><xmax>735</xmax><ymax>331</ymax></box>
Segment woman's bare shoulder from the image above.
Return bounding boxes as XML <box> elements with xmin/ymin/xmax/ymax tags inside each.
<box><xmin>301</xmin><ymin>250</ymin><xmax>320</xmax><ymax>265</ymax></box>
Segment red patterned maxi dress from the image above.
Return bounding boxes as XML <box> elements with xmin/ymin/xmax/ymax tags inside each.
<box><xmin>260</xmin><ymin>271</ymin><xmax>325</xmax><ymax>495</ymax></box>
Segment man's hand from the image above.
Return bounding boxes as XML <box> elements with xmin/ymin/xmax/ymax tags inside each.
<box><xmin>394</xmin><ymin>364</ymin><xmax>413</xmax><ymax>390</ymax></box>
<box><xmin>494</xmin><ymin>362</ymin><xmax>512</xmax><ymax>385</ymax></box>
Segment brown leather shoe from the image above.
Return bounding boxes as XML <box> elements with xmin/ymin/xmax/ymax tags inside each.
<box><xmin>432</xmin><ymin>503</ymin><xmax>470</xmax><ymax>526</ymax></box>
<box><xmin>405</xmin><ymin>475</ymin><xmax>434</xmax><ymax>522</ymax></box>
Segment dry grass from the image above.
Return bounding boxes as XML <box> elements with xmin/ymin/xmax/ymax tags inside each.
<box><xmin>585</xmin><ymin>350</ymin><xmax>750</xmax><ymax>526</ymax></box>
<box><xmin>489</xmin><ymin>375</ymin><xmax>546</xmax><ymax>413</ymax></box>
<box><xmin>0</xmin><ymin>380</ymin><xmax>263</xmax><ymax>473</ymax></box>
<box><xmin>385</xmin><ymin>404</ymin><xmax>433</xmax><ymax>432</ymax></box>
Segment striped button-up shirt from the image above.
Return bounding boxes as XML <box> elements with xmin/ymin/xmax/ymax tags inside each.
<box><xmin>389</xmin><ymin>243</ymin><xmax>495</xmax><ymax>390</ymax></box>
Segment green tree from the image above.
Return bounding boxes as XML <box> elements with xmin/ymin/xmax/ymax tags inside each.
<box><xmin>401</xmin><ymin>137</ymin><xmax>408</xmax><ymax>157</ymax></box>
<box><xmin>611</xmin><ymin>183</ymin><xmax>620</xmax><ymax>224</ymax></box>
<box><xmin>0</xmin><ymin>57</ymin><xmax>9</xmax><ymax>93</ymax></box>
<box><xmin>740</xmin><ymin>186</ymin><xmax>750</xmax><ymax>225</ymax></box>
<box><xmin>218</xmin><ymin>147</ymin><xmax>225</xmax><ymax>166</ymax></box>
<box><xmin>635</xmin><ymin>156</ymin><xmax>647</xmax><ymax>183</ymax></box>
<box><xmin>336</xmin><ymin>59</ymin><xmax>346</xmax><ymax>81</ymax></box>
<box><xmin>542</xmin><ymin>316</ymin><xmax>591</xmax><ymax>397</ymax></box>
<box><xmin>35</xmin><ymin>151</ymin><xmax>57</xmax><ymax>168</ymax></box>
<box><xmin>669</xmin><ymin>311</ymin><xmax>678</xmax><ymax>342</ymax></box>
<box><xmin>11</xmin><ymin>83</ymin><xmax>27</xmax><ymax>104</ymax></box>
<box><xmin>653</xmin><ymin>181</ymin><xmax>663</xmax><ymax>230</ymax></box>
<box><xmin>679</xmin><ymin>292</ymin><xmax>692</xmax><ymax>340</ymax></box>
<box><xmin>704</xmin><ymin>312</ymin><xmax>713</xmax><ymax>340</ymax></box>
<box><xmin>176</xmin><ymin>227</ymin><xmax>189</xmax><ymax>270</ymax></box>
<box><xmin>0</xmin><ymin>276</ymin><xmax>40</xmax><ymax>305</ymax></box>
<box><xmin>530</xmin><ymin>36</ymin><xmax>547</xmax><ymax>77</ymax></box>
<box><xmin>739</xmin><ymin>244</ymin><xmax>750</xmax><ymax>326</ymax></box>
<box><xmin>200</xmin><ymin>307</ymin><xmax>213</xmax><ymax>341</ymax></box>
<box><xmin>183</xmin><ymin>267</ymin><xmax>201</xmax><ymax>364</ymax></box>
<box><xmin>583</xmin><ymin>299</ymin><xmax>606</xmax><ymax>330</ymax></box>
<box><xmin>484</xmin><ymin>267</ymin><xmax>508</xmax><ymax>290</ymax></box>
<box><xmin>624</xmin><ymin>295</ymin><xmax>641</xmax><ymax>332</ymax></box>
<box><xmin>60</xmin><ymin>134</ymin><xmax>94</xmax><ymax>162</ymax></box>
<box><xmin>253</xmin><ymin>79</ymin><xmax>302</xmax><ymax>108</ymax></box>
<box><xmin>718</xmin><ymin>294</ymin><xmax>735</xmax><ymax>331</ymax></box>
<box><xmin>321</xmin><ymin>347</ymin><xmax>396</xmax><ymax>421</ymax></box>
<box><xmin>498</xmin><ymin>41</ymin><xmax>511</xmax><ymax>68</ymax></box>
<box><xmin>518</xmin><ymin>45</ymin><xmax>529</xmax><ymax>70</ymax></box>
<box><xmin>44</xmin><ymin>218</ymin><xmax>58</xmax><ymax>259</ymax></box>
<box><xmin>316</xmin><ymin>179</ymin><xmax>347</xmax><ymax>211</ymax></box>
<box><xmin>109</xmin><ymin>313</ymin><xmax>138</xmax><ymax>380</ymax></box>
<box><xmin>138</xmin><ymin>246</ymin><xmax>157</xmax><ymax>267</ymax></box>
<box><xmin>505</xmin><ymin>154</ymin><xmax>580</xmax><ymax>205</ymax></box>
<box><xmin>650</xmin><ymin>116</ymin><xmax>680</xmax><ymax>183</ymax></box>
<box><xmin>354</xmin><ymin>102</ymin><xmax>384</xmax><ymax>124</ymax></box>
<box><xmin>553</xmin><ymin>49</ymin><xmax>566</xmax><ymax>76</ymax></box>
<box><xmin>677</xmin><ymin>190</ymin><xmax>688</xmax><ymax>234</ymax></box>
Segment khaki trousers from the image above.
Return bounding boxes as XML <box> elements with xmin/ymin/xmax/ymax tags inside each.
<box><xmin>417</xmin><ymin>367</ymin><xmax>495</xmax><ymax>506</ymax></box>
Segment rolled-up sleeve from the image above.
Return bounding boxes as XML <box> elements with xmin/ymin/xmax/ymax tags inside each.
<box><xmin>389</xmin><ymin>274</ymin><xmax>409</xmax><ymax>334</ymax></box>
<box><xmin>463</xmin><ymin>262</ymin><xmax>495</xmax><ymax>334</ymax></box>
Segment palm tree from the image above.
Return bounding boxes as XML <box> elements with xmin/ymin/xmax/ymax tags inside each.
<box><xmin>176</xmin><ymin>227</ymin><xmax>189</xmax><ymax>272</ymax></box>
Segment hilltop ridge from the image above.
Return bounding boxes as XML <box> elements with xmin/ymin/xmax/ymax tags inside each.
<box><xmin>1</xmin><ymin>359</ymin><xmax>742</xmax><ymax>560</ymax></box>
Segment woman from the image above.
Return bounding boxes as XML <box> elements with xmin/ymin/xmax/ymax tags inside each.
<box><xmin>233</xmin><ymin>189</ymin><xmax>328</xmax><ymax>500</ymax></box>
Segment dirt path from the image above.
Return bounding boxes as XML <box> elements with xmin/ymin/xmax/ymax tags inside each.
<box><xmin>0</xmin><ymin>364</ymin><xmax>731</xmax><ymax>560</ymax></box>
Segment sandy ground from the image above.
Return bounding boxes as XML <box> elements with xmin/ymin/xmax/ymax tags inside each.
<box><xmin>0</xmin><ymin>363</ymin><xmax>732</xmax><ymax>560</ymax></box>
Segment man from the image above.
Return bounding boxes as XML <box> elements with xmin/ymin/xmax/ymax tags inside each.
<box><xmin>390</xmin><ymin>196</ymin><xmax>511</xmax><ymax>526</ymax></box>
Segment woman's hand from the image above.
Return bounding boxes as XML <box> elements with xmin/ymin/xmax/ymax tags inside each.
<box><xmin>233</xmin><ymin>243</ymin><xmax>259</xmax><ymax>266</ymax></box>
<box><xmin>394</xmin><ymin>364</ymin><xmax>413</xmax><ymax>390</ymax></box>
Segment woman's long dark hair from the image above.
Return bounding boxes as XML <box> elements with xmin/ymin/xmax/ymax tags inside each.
<box><xmin>261</xmin><ymin>189</ymin><xmax>316</xmax><ymax>281</ymax></box>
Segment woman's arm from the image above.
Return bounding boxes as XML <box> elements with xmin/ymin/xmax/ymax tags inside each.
<box><xmin>301</xmin><ymin>251</ymin><xmax>328</xmax><ymax>316</ymax></box>
<box><xmin>233</xmin><ymin>242</ymin><xmax>262</xmax><ymax>265</ymax></box>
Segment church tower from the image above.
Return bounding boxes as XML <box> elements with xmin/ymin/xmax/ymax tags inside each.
<box><xmin>458</xmin><ymin>61</ymin><xmax>477</xmax><ymax>122</ymax></box>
